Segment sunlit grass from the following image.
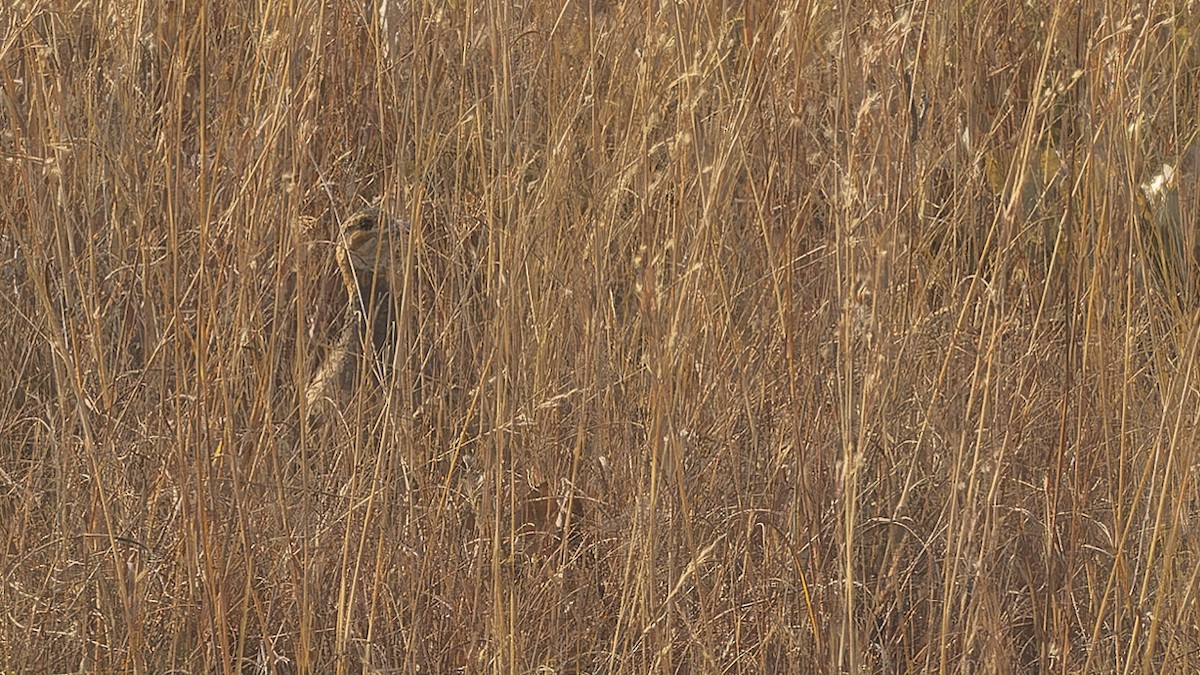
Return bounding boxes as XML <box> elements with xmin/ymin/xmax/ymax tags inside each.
<box><xmin>2</xmin><ymin>1</ymin><xmax>1200</xmax><ymax>672</ymax></box>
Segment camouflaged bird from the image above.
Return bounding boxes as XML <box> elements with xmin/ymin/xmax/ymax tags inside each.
<box><xmin>305</xmin><ymin>205</ymin><xmax>407</xmax><ymax>409</ymax></box>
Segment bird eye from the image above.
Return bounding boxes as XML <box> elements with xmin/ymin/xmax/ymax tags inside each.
<box><xmin>358</xmin><ymin>216</ymin><xmax>376</xmax><ymax>231</ymax></box>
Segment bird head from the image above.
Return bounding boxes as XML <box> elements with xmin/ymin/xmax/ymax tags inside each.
<box><xmin>335</xmin><ymin>205</ymin><xmax>408</xmax><ymax>292</ymax></box>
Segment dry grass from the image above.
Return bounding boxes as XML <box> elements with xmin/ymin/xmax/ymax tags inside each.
<box><xmin>3</xmin><ymin>1</ymin><xmax>1200</xmax><ymax>672</ymax></box>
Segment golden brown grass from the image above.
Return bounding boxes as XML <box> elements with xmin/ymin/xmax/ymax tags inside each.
<box><xmin>3</xmin><ymin>1</ymin><xmax>1200</xmax><ymax>672</ymax></box>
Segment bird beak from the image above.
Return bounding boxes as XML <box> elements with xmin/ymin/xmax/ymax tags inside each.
<box><xmin>388</xmin><ymin>213</ymin><xmax>411</xmax><ymax>238</ymax></box>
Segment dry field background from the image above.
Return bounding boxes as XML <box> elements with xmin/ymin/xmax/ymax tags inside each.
<box><xmin>3</xmin><ymin>0</ymin><xmax>1200</xmax><ymax>672</ymax></box>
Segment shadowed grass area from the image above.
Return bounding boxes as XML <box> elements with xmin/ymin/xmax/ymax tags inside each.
<box><xmin>3</xmin><ymin>1</ymin><xmax>1200</xmax><ymax>672</ymax></box>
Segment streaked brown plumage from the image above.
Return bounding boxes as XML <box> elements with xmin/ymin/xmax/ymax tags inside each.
<box><xmin>305</xmin><ymin>206</ymin><xmax>403</xmax><ymax>409</ymax></box>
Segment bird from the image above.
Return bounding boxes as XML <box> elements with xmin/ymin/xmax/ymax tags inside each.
<box><xmin>304</xmin><ymin>205</ymin><xmax>406</xmax><ymax>410</ymax></box>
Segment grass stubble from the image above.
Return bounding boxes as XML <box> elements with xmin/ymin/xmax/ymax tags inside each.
<box><xmin>2</xmin><ymin>0</ymin><xmax>1200</xmax><ymax>672</ymax></box>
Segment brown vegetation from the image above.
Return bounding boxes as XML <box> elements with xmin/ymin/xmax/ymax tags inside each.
<box><xmin>3</xmin><ymin>1</ymin><xmax>1200</xmax><ymax>672</ymax></box>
